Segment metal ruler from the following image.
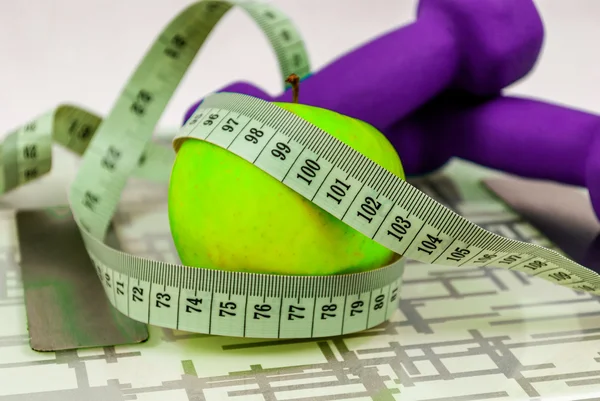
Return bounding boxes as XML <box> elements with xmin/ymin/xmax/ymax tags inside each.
<box><xmin>2</xmin><ymin>0</ymin><xmax>600</xmax><ymax>339</ymax></box>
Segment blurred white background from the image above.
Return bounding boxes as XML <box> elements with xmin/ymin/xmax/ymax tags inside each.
<box><xmin>0</xmin><ymin>0</ymin><xmax>599</xmax><ymax>205</ymax></box>
<box><xmin>2</xmin><ymin>0</ymin><xmax>600</xmax><ymax>130</ymax></box>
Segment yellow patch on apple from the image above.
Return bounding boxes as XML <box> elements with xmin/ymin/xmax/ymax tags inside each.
<box><xmin>168</xmin><ymin>75</ymin><xmax>405</xmax><ymax>275</ymax></box>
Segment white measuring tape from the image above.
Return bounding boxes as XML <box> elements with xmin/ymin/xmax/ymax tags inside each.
<box><xmin>3</xmin><ymin>0</ymin><xmax>600</xmax><ymax>339</ymax></box>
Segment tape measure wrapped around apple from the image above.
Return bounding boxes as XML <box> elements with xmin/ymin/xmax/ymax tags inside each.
<box><xmin>169</xmin><ymin>74</ymin><xmax>406</xmax><ymax>275</ymax></box>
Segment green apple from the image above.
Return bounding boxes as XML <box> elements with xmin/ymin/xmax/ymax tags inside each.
<box><xmin>168</xmin><ymin>97</ymin><xmax>405</xmax><ymax>276</ymax></box>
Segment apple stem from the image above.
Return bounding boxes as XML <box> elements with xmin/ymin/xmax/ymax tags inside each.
<box><xmin>286</xmin><ymin>73</ymin><xmax>300</xmax><ymax>103</ymax></box>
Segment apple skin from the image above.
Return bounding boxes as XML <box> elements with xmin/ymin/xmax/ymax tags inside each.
<box><xmin>168</xmin><ymin>101</ymin><xmax>405</xmax><ymax>275</ymax></box>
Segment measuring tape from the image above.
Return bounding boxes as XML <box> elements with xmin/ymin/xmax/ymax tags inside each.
<box><xmin>3</xmin><ymin>0</ymin><xmax>600</xmax><ymax>339</ymax></box>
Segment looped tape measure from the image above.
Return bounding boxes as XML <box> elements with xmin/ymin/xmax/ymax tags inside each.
<box><xmin>3</xmin><ymin>0</ymin><xmax>600</xmax><ymax>339</ymax></box>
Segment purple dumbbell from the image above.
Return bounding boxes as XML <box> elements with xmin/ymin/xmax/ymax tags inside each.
<box><xmin>185</xmin><ymin>0</ymin><xmax>544</xmax><ymax>131</ymax></box>
<box><xmin>385</xmin><ymin>92</ymin><xmax>600</xmax><ymax>220</ymax></box>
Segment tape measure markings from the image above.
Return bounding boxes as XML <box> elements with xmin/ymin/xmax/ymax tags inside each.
<box><xmin>81</xmin><ymin>202</ymin><xmax>405</xmax><ymax>338</ymax></box>
<box><xmin>90</xmin><ymin>252</ymin><xmax>404</xmax><ymax>338</ymax></box>
<box><xmin>177</xmin><ymin>92</ymin><xmax>600</xmax><ymax>295</ymax></box>
<box><xmin>69</xmin><ymin>0</ymin><xmax>310</xmax><ymax>242</ymax></box>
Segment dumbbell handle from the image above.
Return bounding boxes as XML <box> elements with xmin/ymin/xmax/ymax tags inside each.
<box><xmin>184</xmin><ymin>20</ymin><xmax>462</xmax><ymax>129</ymax></box>
<box><xmin>185</xmin><ymin>0</ymin><xmax>542</xmax><ymax>131</ymax></box>
<box><xmin>272</xmin><ymin>0</ymin><xmax>542</xmax><ymax>131</ymax></box>
<box><xmin>388</xmin><ymin>94</ymin><xmax>600</xmax><ymax>218</ymax></box>
<box><xmin>274</xmin><ymin>18</ymin><xmax>461</xmax><ymax>130</ymax></box>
